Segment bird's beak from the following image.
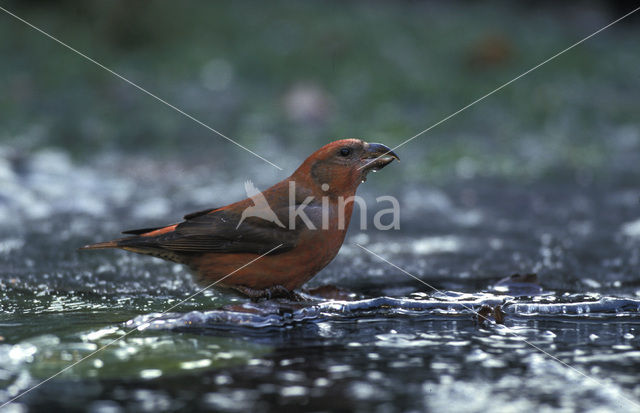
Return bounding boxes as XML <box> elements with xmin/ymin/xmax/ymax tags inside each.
<box><xmin>360</xmin><ymin>142</ymin><xmax>400</xmax><ymax>176</ymax></box>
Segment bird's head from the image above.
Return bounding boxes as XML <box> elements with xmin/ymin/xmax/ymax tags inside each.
<box><xmin>292</xmin><ymin>139</ymin><xmax>399</xmax><ymax>195</ymax></box>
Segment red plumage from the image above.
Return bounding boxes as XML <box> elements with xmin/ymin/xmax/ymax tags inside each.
<box><xmin>81</xmin><ymin>139</ymin><xmax>398</xmax><ymax>298</ymax></box>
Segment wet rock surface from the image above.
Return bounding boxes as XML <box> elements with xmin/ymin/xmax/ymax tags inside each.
<box><xmin>1</xmin><ymin>149</ymin><xmax>639</xmax><ymax>411</ymax></box>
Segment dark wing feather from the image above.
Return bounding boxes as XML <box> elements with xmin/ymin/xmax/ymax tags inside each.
<box><xmin>122</xmin><ymin>226</ymin><xmax>164</xmax><ymax>235</ymax></box>
<box><xmin>121</xmin><ymin>207</ymin><xmax>299</xmax><ymax>256</ymax></box>
<box><xmin>122</xmin><ymin>206</ymin><xmax>220</xmax><ymax>235</ymax></box>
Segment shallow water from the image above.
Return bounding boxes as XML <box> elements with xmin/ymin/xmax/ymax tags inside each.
<box><xmin>2</xmin><ymin>292</ymin><xmax>639</xmax><ymax>412</ymax></box>
<box><xmin>1</xmin><ymin>148</ymin><xmax>640</xmax><ymax>412</ymax></box>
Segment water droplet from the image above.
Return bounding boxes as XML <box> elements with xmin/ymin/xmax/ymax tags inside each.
<box><xmin>140</xmin><ymin>369</ymin><xmax>162</xmax><ymax>379</ymax></box>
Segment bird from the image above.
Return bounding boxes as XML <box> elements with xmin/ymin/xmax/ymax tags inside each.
<box><xmin>236</xmin><ymin>180</ymin><xmax>285</xmax><ymax>229</ymax></box>
<box><xmin>81</xmin><ymin>139</ymin><xmax>399</xmax><ymax>298</ymax></box>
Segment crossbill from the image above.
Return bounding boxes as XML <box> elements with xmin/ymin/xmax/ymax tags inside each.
<box><xmin>82</xmin><ymin>139</ymin><xmax>398</xmax><ymax>298</ymax></box>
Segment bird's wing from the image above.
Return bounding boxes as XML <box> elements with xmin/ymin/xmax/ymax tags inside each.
<box><xmin>121</xmin><ymin>206</ymin><xmax>220</xmax><ymax>234</ymax></box>
<box><xmin>126</xmin><ymin>206</ymin><xmax>299</xmax><ymax>255</ymax></box>
<box><xmin>122</xmin><ymin>226</ymin><xmax>165</xmax><ymax>235</ymax></box>
<box><xmin>250</xmin><ymin>192</ymin><xmax>270</xmax><ymax>208</ymax></box>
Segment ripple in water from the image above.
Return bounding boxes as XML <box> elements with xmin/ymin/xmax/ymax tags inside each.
<box><xmin>125</xmin><ymin>293</ymin><xmax>640</xmax><ymax>332</ymax></box>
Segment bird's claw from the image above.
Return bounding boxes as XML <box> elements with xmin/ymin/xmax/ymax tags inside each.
<box><xmin>232</xmin><ymin>284</ymin><xmax>304</xmax><ymax>302</ymax></box>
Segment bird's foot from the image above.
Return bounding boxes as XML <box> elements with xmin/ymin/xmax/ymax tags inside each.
<box><xmin>233</xmin><ymin>285</ymin><xmax>304</xmax><ymax>302</ymax></box>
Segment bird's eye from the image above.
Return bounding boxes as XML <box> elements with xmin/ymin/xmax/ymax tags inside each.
<box><xmin>339</xmin><ymin>147</ymin><xmax>352</xmax><ymax>157</ymax></box>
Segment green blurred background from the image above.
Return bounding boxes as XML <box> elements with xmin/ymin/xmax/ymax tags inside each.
<box><xmin>1</xmin><ymin>0</ymin><xmax>639</xmax><ymax>184</ymax></box>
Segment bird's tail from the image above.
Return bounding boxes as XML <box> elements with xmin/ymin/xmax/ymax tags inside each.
<box><xmin>79</xmin><ymin>237</ymin><xmax>186</xmax><ymax>264</ymax></box>
<box><xmin>79</xmin><ymin>240</ymin><xmax>119</xmax><ymax>250</ymax></box>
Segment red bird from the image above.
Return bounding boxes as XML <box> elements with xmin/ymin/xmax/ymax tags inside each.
<box><xmin>82</xmin><ymin>139</ymin><xmax>399</xmax><ymax>298</ymax></box>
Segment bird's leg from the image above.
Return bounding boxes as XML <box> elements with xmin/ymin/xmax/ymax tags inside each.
<box><xmin>233</xmin><ymin>284</ymin><xmax>304</xmax><ymax>301</ymax></box>
<box><xmin>231</xmin><ymin>285</ymin><xmax>267</xmax><ymax>299</ymax></box>
<box><xmin>265</xmin><ymin>285</ymin><xmax>298</xmax><ymax>300</ymax></box>
<box><xmin>274</xmin><ymin>288</ymin><xmax>307</xmax><ymax>302</ymax></box>
<box><xmin>265</xmin><ymin>285</ymin><xmax>307</xmax><ymax>302</ymax></box>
